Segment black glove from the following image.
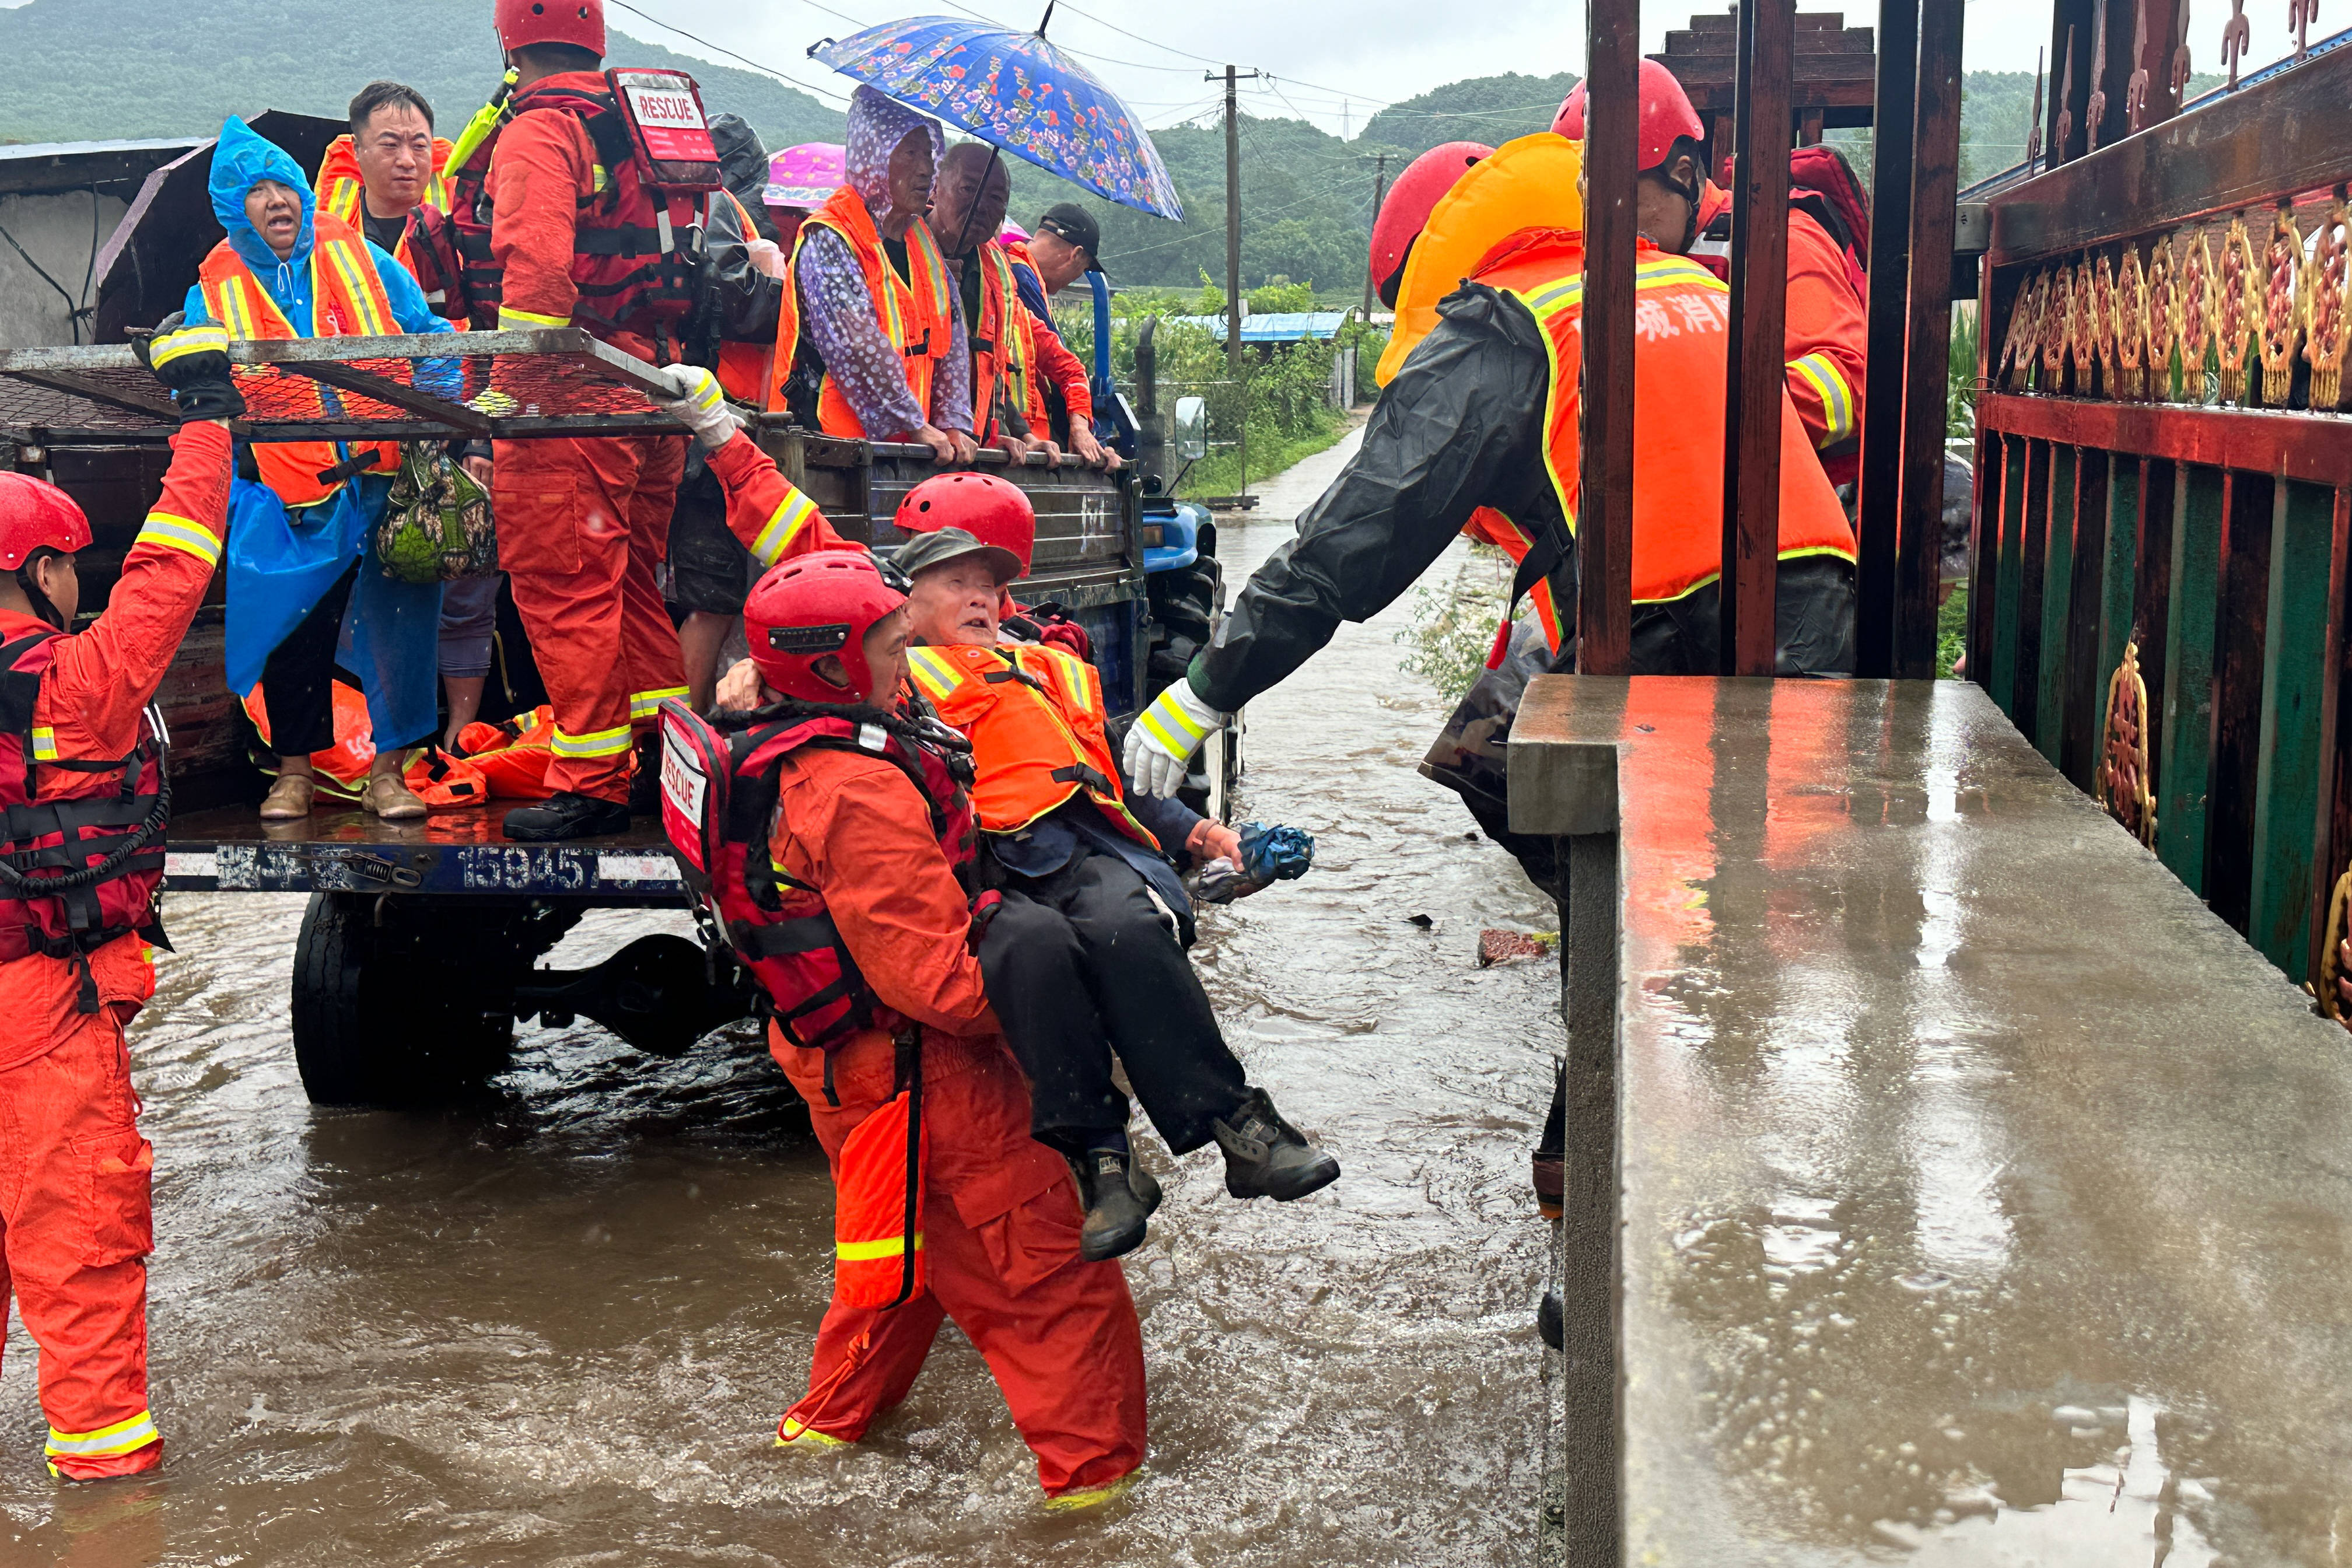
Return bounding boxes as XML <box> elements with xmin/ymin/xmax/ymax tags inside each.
<box><xmin>130</xmin><ymin>313</ymin><xmax>246</xmax><ymax>422</ymax></box>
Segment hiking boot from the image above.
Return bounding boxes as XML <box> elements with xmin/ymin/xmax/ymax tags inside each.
<box><xmin>1212</xmin><ymin>1088</ymin><xmax>1339</xmax><ymax>1202</ymax></box>
<box><xmin>502</xmin><ymin>790</ymin><xmax>630</xmax><ymax>842</ymax></box>
<box><xmin>1068</xmin><ymin>1145</ymin><xmax>1156</xmax><ymax>1262</ymax></box>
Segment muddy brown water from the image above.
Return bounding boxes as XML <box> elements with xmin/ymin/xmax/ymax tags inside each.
<box><xmin>0</xmin><ymin>429</ymin><xmax>1561</xmax><ymax>1566</ymax></box>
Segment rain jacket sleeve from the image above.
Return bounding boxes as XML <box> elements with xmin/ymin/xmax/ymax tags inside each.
<box><xmin>1783</xmin><ymin>209</ymin><xmax>1864</xmax><ymax>453</ymax></box>
<box><xmin>706</xmin><ymin>191</ymin><xmax>783</xmax><ymax>344</ymax></box>
<box><xmin>1121</xmin><ymin>764</ymin><xmax>1202</xmax><ymax>864</ymax></box>
<box><xmin>703</xmin><ymin>430</ymin><xmax>852</xmax><ymax>567</ymax></box>
<box><xmin>367</xmin><ymin>240</ymin><xmax>457</xmax><ymax>336</ymax></box>
<box><xmin>768</xmin><ymin>747</ymin><xmax>998</xmax><ymax>1037</ymax></box>
<box><xmin>1188</xmin><ymin>283</ymin><xmax>1562</xmax><ymax>714</ymax></box>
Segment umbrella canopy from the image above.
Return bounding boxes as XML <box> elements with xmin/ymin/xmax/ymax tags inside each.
<box><xmin>812</xmin><ymin>16</ymin><xmax>1182</xmax><ymax>221</ymax></box>
<box><xmin>764</xmin><ymin>141</ymin><xmax>844</xmax><ymax>208</ymax></box>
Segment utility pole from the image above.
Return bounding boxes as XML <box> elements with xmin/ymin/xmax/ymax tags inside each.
<box><xmin>1360</xmin><ymin>152</ymin><xmax>1392</xmax><ymax>319</ymax></box>
<box><xmin>1210</xmin><ymin>62</ymin><xmax>1262</xmax><ymax>496</ymax></box>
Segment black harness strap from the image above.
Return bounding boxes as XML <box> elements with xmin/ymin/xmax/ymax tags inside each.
<box><xmin>1050</xmin><ymin>762</ymin><xmax>1115</xmax><ymax>796</ymax></box>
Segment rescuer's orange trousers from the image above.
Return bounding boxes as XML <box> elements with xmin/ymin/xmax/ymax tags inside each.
<box><xmin>0</xmin><ymin>1008</ymin><xmax>159</xmax><ymax>1479</ymax></box>
<box><xmin>493</xmin><ymin>433</ymin><xmax>689</xmax><ymax>802</ymax></box>
<box><xmin>774</xmin><ymin>1027</ymin><xmax>1146</xmax><ymax>1499</ymax></box>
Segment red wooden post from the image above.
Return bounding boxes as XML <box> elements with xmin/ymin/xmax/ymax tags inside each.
<box><xmin>1720</xmin><ymin>0</ymin><xmax>1794</xmax><ymax>675</ymax></box>
<box><xmin>1578</xmin><ymin>0</ymin><xmax>1642</xmax><ymax>677</ymax></box>
<box><xmin>1854</xmin><ymin>0</ymin><xmax>1919</xmax><ymax>676</ymax></box>
<box><xmin>1896</xmin><ymin>0</ymin><xmax>1968</xmax><ymax>677</ymax></box>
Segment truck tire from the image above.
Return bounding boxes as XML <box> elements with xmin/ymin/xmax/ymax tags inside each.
<box><xmin>290</xmin><ymin>894</ymin><xmax>523</xmax><ymax>1107</ymax></box>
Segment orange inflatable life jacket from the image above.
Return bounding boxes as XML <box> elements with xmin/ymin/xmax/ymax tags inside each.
<box><xmin>903</xmin><ymin>642</ymin><xmax>1157</xmax><ymax>850</ymax></box>
<box><xmin>768</xmin><ymin>188</ymin><xmax>955</xmax><ymax>436</ymax></box>
<box><xmin>1472</xmin><ymin>229</ymin><xmax>1857</xmax><ymax>608</ymax></box>
<box><xmin>198</xmin><ymin>211</ymin><xmax>402</xmax><ymax>509</ymax></box>
<box><xmin>456</xmin><ymin>704</ymin><xmax>559</xmax><ymax>800</ymax></box>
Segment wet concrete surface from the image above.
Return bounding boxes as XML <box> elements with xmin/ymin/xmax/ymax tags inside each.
<box><xmin>1517</xmin><ymin>676</ymin><xmax>2352</xmax><ymax>1564</ymax></box>
<box><xmin>0</xmin><ymin>428</ymin><xmax>1559</xmax><ymax>1565</ymax></box>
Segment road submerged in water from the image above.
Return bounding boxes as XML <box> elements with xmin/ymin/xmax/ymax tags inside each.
<box><xmin>0</xmin><ymin>426</ymin><xmax>1562</xmax><ymax>1567</ymax></box>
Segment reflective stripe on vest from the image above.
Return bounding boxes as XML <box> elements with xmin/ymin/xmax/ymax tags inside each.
<box><xmin>902</xmin><ymin>642</ymin><xmax>1157</xmax><ymax>849</ymax></box>
<box><xmin>198</xmin><ymin>213</ymin><xmax>402</xmax><ymax>509</ymax></box>
<box><xmin>1476</xmin><ymin>232</ymin><xmax>1857</xmax><ymax>606</ymax></box>
<box><xmin>971</xmin><ymin>240</ymin><xmax>1032</xmax><ymax>440</ymax></box>
<box><xmin>768</xmin><ymin>188</ymin><xmax>955</xmax><ymax>435</ymax></box>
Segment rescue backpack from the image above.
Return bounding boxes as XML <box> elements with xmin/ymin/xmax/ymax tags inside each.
<box><xmin>657</xmin><ymin>695</ymin><xmax>981</xmax><ymax>1056</ymax></box>
<box><xmin>0</xmin><ymin>630</ymin><xmax>172</xmax><ymax>1007</ymax></box>
<box><xmin>443</xmin><ymin>68</ymin><xmax>725</xmax><ymax>356</ymax></box>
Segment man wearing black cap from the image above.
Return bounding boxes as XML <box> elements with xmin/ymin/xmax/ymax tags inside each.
<box><xmin>1027</xmin><ymin>202</ymin><xmax>1104</xmax><ymax>295</ymax></box>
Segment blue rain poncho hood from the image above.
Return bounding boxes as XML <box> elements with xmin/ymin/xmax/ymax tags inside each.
<box><xmin>208</xmin><ymin>116</ymin><xmax>316</xmax><ymax>283</ymax></box>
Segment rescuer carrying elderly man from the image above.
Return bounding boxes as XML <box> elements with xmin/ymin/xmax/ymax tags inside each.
<box><xmin>716</xmin><ymin>467</ymin><xmax>1338</xmax><ymax>1261</ymax></box>
<box><xmin>1125</xmin><ymin>60</ymin><xmax>1860</xmax><ymax>891</ymax></box>
<box><xmin>0</xmin><ymin>320</ymin><xmax>247</xmax><ymax>1479</ymax></box>
<box><xmin>650</xmin><ymin>375</ymin><xmax>1146</xmax><ymax>1506</ymax></box>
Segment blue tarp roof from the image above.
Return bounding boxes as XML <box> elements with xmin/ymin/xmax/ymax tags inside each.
<box><xmin>1160</xmin><ymin>312</ymin><xmax>1349</xmax><ymax>344</ymax></box>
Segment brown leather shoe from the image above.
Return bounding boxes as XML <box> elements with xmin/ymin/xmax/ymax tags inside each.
<box><xmin>362</xmin><ymin>771</ymin><xmax>428</xmax><ymax>821</ymax></box>
<box><xmin>258</xmin><ymin>772</ymin><xmax>315</xmax><ymax>821</ymax></box>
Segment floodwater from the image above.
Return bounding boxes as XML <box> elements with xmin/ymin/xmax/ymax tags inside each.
<box><xmin>0</xmin><ymin>426</ymin><xmax>1562</xmax><ymax>1566</ymax></box>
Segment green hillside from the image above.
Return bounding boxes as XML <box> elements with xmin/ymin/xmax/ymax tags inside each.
<box><xmin>2</xmin><ymin>0</ymin><xmax>2183</xmax><ymax>293</ymax></box>
<box><xmin>0</xmin><ymin>0</ymin><xmax>843</xmax><ymax>153</ymax></box>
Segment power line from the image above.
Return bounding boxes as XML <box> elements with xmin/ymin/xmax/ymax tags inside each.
<box><xmin>1052</xmin><ymin>0</ymin><xmax>1227</xmax><ymax>65</ymax></box>
<box><xmin>607</xmin><ymin>0</ymin><xmax>859</xmax><ymax>104</ymax></box>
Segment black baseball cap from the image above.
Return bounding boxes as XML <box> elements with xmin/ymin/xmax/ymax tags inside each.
<box><xmin>1035</xmin><ymin>202</ymin><xmax>1107</xmax><ymax>276</ymax></box>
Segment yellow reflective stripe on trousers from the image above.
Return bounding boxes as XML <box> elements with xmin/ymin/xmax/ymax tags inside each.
<box><xmin>136</xmin><ymin>510</ymin><xmax>221</xmax><ymax>567</ymax></box>
<box><xmin>46</xmin><ymin>1410</ymin><xmax>159</xmax><ymax>1458</ymax></box>
<box><xmin>550</xmin><ymin>723</ymin><xmax>633</xmax><ymax>758</ymax></box>
<box><xmin>1787</xmin><ymin>351</ymin><xmax>1854</xmax><ymax>446</ymax></box>
<box><xmin>499</xmin><ymin>305</ymin><xmax>571</xmax><ymax>329</ymax></box>
<box><xmin>751</xmin><ymin>489</ymin><xmax>820</xmax><ymax>566</ymax></box>
<box><xmin>629</xmin><ymin>687</ymin><xmax>690</xmax><ymax>720</ymax></box>
<box><xmin>837</xmin><ymin>1230</ymin><xmax>923</xmax><ymax>1262</ymax></box>
<box><xmin>30</xmin><ymin>727</ymin><xmax>57</xmax><ymax>761</ymax></box>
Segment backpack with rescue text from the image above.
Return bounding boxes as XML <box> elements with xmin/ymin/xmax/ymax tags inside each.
<box><xmin>658</xmin><ymin>694</ymin><xmax>981</xmax><ymax>1308</ymax></box>
<box><xmin>444</xmin><ymin>67</ymin><xmax>726</xmax><ymax>358</ymax></box>
<box><xmin>0</xmin><ymin>630</ymin><xmax>173</xmax><ymax>1010</ymax></box>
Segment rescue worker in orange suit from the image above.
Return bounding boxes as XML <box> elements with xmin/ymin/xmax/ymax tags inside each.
<box><xmin>668</xmin><ymin>536</ymin><xmax>1145</xmax><ymax>1508</ymax></box>
<box><xmin>1004</xmin><ymin>205</ymin><xmax>1119</xmax><ymax>467</ymax></box>
<box><xmin>479</xmin><ymin>0</ymin><xmax>698</xmax><ymax>840</ymax></box>
<box><xmin>769</xmin><ymin>88</ymin><xmax>979</xmax><ymax>467</ymax></box>
<box><xmin>1557</xmin><ymin>77</ymin><xmax>1869</xmax><ymax>490</ymax></box>
<box><xmin>0</xmin><ymin>322</ymin><xmax>245</xmax><ymax>1479</ymax></box>
<box><xmin>1124</xmin><ymin>59</ymin><xmax>1859</xmax><ymax>888</ymax></box>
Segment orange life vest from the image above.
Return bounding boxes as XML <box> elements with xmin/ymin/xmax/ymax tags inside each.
<box><xmin>311</xmin><ymin>132</ymin><xmax>455</xmax><ymax>278</ymax></box>
<box><xmin>1472</xmin><ymin>228</ymin><xmax>1856</xmax><ymax>609</ymax></box>
<box><xmin>1002</xmin><ymin>239</ymin><xmax>1059</xmax><ymax>429</ymax></box>
<box><xmin>963</xmin><ymin>239</ymin><xmax>1035</xmax><ymax>442</ymax></box>
<box><xmin>768</xmin><ymin>187</ymin><xmax>954</xmax><ymax>436</ymax></box>
<box><xmin>903</xmin><ymin>641</ymin><xmax>1157</xmax><ymax>850</ymax></box>
<box><xmin>198</xmin><ymin>211</ymin><xmax>402</xmax><ymax>509</ymax></box>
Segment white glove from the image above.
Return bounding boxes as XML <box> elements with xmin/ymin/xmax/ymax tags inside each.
<box><xmin>656</xmin><ymin>363</ymin><xmax>742</xmax><ymax>451</ymax></box>
<box><xmin>1125</xmin><ymin>678</ymin><xmax>1227</xmax><ymax>799</ymax></box>
<box><xmin>744</xmin><ymin>236</ymin><xmax>788</xmax><ymax>279</ymax></box>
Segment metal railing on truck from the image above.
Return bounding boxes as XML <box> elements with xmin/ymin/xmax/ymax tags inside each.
<box><xmin>1968</xmin><ymin>40</ymin><xmax>2352</xmax><ymax>993</ymax></box>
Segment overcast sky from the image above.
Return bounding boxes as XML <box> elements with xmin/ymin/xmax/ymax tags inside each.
<box><xmin>600</xmin><ymin>0</ymin><xmax>2321</xmax><ymax>139</ymax></box>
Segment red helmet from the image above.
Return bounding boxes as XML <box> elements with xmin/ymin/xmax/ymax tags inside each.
<box><xmin>743</xmin><ymin>550</ymin><xmax>907</xmax><ymax>705</ymax></box>
<box><xmin>1368</xmin><ymin>142</ymin><xmax>1493</xmax><ymax>307</ymax></box>
<box><xmin>893</xmin><ymin>471</ymin><xmax>1035</xmax><ymax>575</ymax></box>
<box><xmin>0</xmin><ymin>472</ymin><xmax>92</xmax><ymax>572</ymax></box>
<box><xmin>1553</xmin><ymin>60</ymin><xmax>1706</xmax><ymax>171</ymax></box>
<box><xmin>495</xmin><ymin>0</ymin><xmax>606</xmax><ymax>58</ymax></box>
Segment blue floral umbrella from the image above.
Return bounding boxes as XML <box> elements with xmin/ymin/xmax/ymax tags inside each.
<box><xmin>811</xmin><ymin>15</ymin><xmax>1183</xmax><ymax>220</ymax></box>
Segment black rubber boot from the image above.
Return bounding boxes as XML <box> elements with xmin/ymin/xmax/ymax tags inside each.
<box><xmin>628</xmin><ymin>733</ymin><xmax>662</xmax><ymax>816</ymax></box>
<box><xmin>502</xmin><ymin>790</ymin><xmax>631</xmax><ymax>842</ymax></box>
<box><xmin>1534</xmin><ymin>1058</ymin><xmax>1566</xmax><ymax>1219</ymax></box>
<box><xmin>1068</xmin><ymin>1146</ymin><xmax>1156</xmax><ymax>1262</ymax></box>
<box><xmin>1212</xmin><ymin>1088</ymin><xmax>1340</xmax><ymax>1202</ymax></box>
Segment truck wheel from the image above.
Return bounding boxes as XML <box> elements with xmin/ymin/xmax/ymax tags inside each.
<box><xmin>290</xmin><ymin>893</ymin><xmax>520</xmax><ymax>1107</ymax></box>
